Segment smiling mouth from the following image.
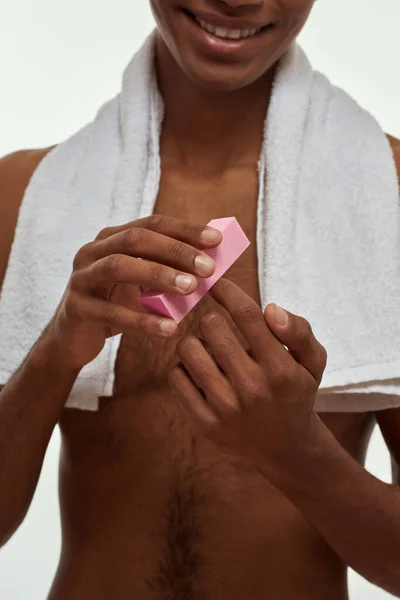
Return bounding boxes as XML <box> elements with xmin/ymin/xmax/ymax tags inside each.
<box><xmin>182</xmin><ymin>9</ymin><xmax>274</xmax><ymax>41</ymax></box>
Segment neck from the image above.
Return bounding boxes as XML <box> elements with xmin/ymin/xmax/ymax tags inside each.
<box><xmin>156</xmin><ymin>37</ymin><xmax>277</xmax><ymax>176</ymax></box>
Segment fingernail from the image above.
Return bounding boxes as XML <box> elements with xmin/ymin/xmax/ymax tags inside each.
<box><xmin>273</xmin><ymin>304</ymin><xmax>289</xmax><ymax>327</ymax></box>
<box><xmin>195</xmin><ymin>254</ymin><xmax>215</xmax><ymax>277</ymax></box>
<box><xmin>159</xmin><ymin>320</ymin><xmax>177</xmax><ymax>335</ymax></box>
<box><xmin>202</xmin><ymin>228</ymin><xmax>221</xmax><ymax>243</ymax></box>
<box><xmin>175</xmin><ymin>274</ymin><xmax>195</xmax><ymax>292</ymax></box>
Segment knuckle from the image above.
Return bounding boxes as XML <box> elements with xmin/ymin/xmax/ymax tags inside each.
<box><xmin>146</xmin><ymin>262</ymin><xmax>165</xmax><ymax>285</ymax></box>
<box><xmin>104</xmin><ymin>304</ymin><xmax>121</xmax><ymax>325</ymax></box>
<box><xmin>318</xmin><ymin>343</ymin><xmax>328</xmax><ymax>370</ymax></box>
<box><xmin>104</xmin><ymin>254</ymin><xmax>124</xmax><ymax>277</ymax></box>
<box><xmin>240</xmin><ymin>372</ymin><xmax>265</xmax><ymax>401</ymax></box>
<box><xmin>95</xmin><ymin>226</ymin><xmax>113</xmax><ymax>241</ymax></box>
<box><xmin>218</xmin><ymin>334</ymin><xmax>237</xmax><ymax>356</ymax></box>
<box><xmin>270</xmin><ymin>363</ymin><xmax>298</xmax><ymax>391</ymax></box>
<box><xmin>146</xmin><ymin>214</ymin><xmax>164</xmax><ymax>231</ymax></box>
<box><xmin>200</xmin><ymin>312</ymin><xmax>225</xmax><ymax>331</ymax></box>
<box><xmin>69</xmin><ymin>270</ymin><xmax>82</xmax><ymax>291</ymax></box>
<box><xmin>64</xmin><ymin>292</ymin><xmax>84</xmax><ymax>321</ymax></box>
<box><xmin>135</xmin><ymin>313</ymin><xmax>150</xmax><ymax>332</ymax></box>
<box><xmin>321</xmin><ymin>345</ymin><xmax>328</xmax><ymax>367</ymax></box>
<box><xmin>234</xmin><ymin>303</ymin><xmax>261</xmax><ymax>325</ymax></box>
<box><xmin>167</xmin><ymin>240</ymin><xmax>188</xmax><ymax>262</ymax></box>
<box><xmin>296</xmin><ymin>318</ymin><xmax>313</xmax><ymax>344</ymax></box>
<box><xmin>122</xmin><ymin>227</ymin><xmax>145</xmax><ymax>252</ymax></box>
<box><xmin>214</xmin><ymin>386</ymin><xmax>238</xmax><ymax>411</ymax></box>
<box><xmin>177</xmin><ymin>336</ymin><xmax>198</xmax><ymax>355</ymax></box>
<box><xmin>181</xmin><ymin>220</ymin><xmax>199</xmax><ymax>239</ymax></box>
<box><xmin>72</xmin><ymin>243</ymin><xmax>91</xmax><ymax>270</ymax></box>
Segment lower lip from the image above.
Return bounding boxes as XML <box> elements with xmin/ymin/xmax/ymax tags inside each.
<box><xmin>182</xmin><ymin>11</ymin><xmax>273</xmax><ymax>60</ymax></box>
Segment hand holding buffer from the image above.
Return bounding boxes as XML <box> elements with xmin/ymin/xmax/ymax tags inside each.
<box><xmin>138</xmin><ymin>217</ymin><xmax>251</xmax><ymax>323</ymax></box>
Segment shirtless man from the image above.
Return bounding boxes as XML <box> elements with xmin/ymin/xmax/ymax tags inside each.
<box><xmin>1</xmin><ymin>1</ymin><xmax>400</xmax><ymax>598</ymax></box>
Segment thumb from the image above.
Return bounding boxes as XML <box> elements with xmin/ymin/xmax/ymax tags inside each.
<box><xmin>264</xmin><ymin>304</ymin><xmax>327</xmax><ymax>384</ymax></box>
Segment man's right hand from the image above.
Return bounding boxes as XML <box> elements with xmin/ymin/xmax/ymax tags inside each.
<box><xmin>44</xmin><ymin>215</ymin><xmax>222</xmax><ymax>370</ymax></box>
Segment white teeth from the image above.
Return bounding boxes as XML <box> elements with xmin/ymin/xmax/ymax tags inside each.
<box><xmin>215</xmin><ymin>26</ymin><xmax>229</xmax><ymax>38</ymax></box>
<box><xmin>196</xmin><ymin>17</ymin><xmax>261</xmax><ymax>40</ymax></box>
<box><xmin>231</xmin><ymin>29</ymin><xmax>244</xmax><ymax>39</ymax></box>
<box><xmin>227</xmin><ymin>29</ymin><xmax>242</xmax><ymax>40</ymax></box>
<box><xmin>205</xmin><ymin>21</ymin><xmax>214</xmax><ymax>34</ymax></box>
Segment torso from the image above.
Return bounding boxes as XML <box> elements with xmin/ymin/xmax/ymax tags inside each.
<box><xmin>3</xmin><ymin>139</ymin><xmax>398</xmax><ymax>599</ymax></box>
<box><xmin>52</xmin><ymin>161</ymin><xmax>373</xmax><ymax>600</ymax></box>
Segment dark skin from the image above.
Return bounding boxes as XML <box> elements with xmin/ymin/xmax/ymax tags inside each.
<box><xmin>0</xmin><ymin>0</ymin><xmax>400</xmax><ymax>598</ymax></box>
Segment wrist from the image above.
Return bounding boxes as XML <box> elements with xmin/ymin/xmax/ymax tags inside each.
<box><xmin>260</xmin><ymin>414</ymin><xmax>328</xmax><ymax>491</ymax></box>
<box><xmin>28</xmin><ymin>328</ymin><xmax>82</xmax><ymax>381</ymax></box>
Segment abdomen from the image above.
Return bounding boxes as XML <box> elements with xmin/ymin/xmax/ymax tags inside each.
<box><xmin>53</xmin><ymin>386</ymin><xmax>356</xmax><ymax>600</ymax></box>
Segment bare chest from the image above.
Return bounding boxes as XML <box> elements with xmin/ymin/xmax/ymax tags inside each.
<box><xmin>59</xmin><ymin>167</ymin><xmax>371</xmax><ymax>600</ymax></box>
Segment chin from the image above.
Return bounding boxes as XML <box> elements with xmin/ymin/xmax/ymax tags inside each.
<box><xmin>176</xmin><ymin>50</ymin><xmax>270</xmax><ymax>93</ymax></box>
<box><xmin>185</xmin><ymin>68</ymin><xmax>259</xmax><ymax>93</ymax></box>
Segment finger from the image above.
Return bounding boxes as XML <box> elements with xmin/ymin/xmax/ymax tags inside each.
<box><xmin>76</xmin><ymin>228</ymin><xmax>217</xmax><ymax>279</ymax></box>
<box><xmin>65</xmin><ymin>291</ymin><xmax>178</xmax><ymax>337</ymax></box>
<box><xmin>264</xmin><ymin>304</ymin><xmax>327</xmax><ymax>384</ymax></box>
<box><xmin>210</xmin><ymin>278</ymin><xmax>287</xmax><ymax>367</ymax></box>
<box><xmin>94</xmin><ymin>214</ymin><xmax>223</xmax><ymax>249</ymax></box>
<box><xmin>199</xmin><ymin>312</ymin><xmax>258</xmax><ymax>391</ymax></box>
<box><xmin>176</xmin><ymin>336</ymin><xmax>241</xmax><ymax>417</ymax></box>
<box><xmin>168</xmin><ymin>366</ymin><xmax>219</xmax><ymax>430</ymax></box>
<box><xmin>72</xmin><ymin>254</ymin><xmax>199</xmax><ymax>297</ymax></box>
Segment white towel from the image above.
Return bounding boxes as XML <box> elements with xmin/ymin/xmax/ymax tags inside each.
<box><xmin>0</xmin><ymin>33</ymin><xmax>399</xmax><ymax>412</ymax></box>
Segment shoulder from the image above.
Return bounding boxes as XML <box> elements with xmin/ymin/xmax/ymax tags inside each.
<box><xmin>386</xmin><ymin>134</ymin><xmax>400</xmax><ymax>181</ymax></box>
<box><xmin>0</xmin><ymin>147</ymin><xmax>55</xmax><ymax>294</ymax></box>
<box><xmin>0</xmin><ymin>147</ymin><xmax>55</xmax><ymax>199</ymax></box>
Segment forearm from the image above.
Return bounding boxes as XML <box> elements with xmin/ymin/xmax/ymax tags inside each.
<box><xmin>0</xmin><ymin>332</ymin><xmax>80</xmax><ymax>546</ymax></box>
<box><xmin>264</xmin><ymin>417</ymin><xmax>400</xmax><ymax>597</ymax></box>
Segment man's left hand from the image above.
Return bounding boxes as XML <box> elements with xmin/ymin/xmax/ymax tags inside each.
<box><xmin>168</xmin><ymin>278</ymin><xmax>327</xmax><ymax>476</ymax></box>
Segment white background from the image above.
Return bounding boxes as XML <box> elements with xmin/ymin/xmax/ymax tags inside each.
<box><xmin>0</xmin><ymin>0</ymin><xmax>399</xmax><ymax>598</ymax></box>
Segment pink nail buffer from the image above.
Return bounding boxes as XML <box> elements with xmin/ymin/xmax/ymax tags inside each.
<box><xmin>138</xmin><ymin>217</ymin><xmax>251</xmax><ymax>324</ymax></box>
